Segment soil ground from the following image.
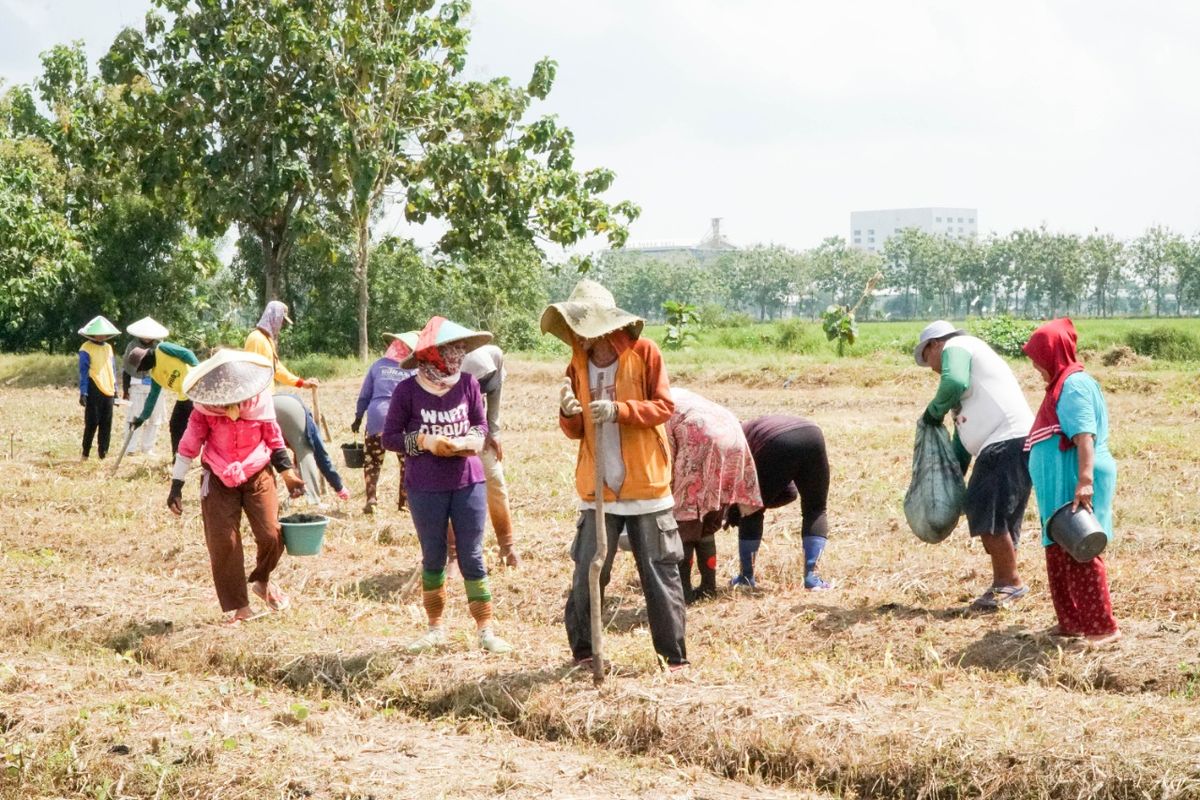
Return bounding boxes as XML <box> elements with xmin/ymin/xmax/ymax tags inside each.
<box><xmin>2</xmin><ymin>355</ymin><xmax>1200</xmax><ymax>798</ymax></box>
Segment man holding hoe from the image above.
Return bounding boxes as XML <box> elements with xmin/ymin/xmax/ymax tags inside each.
<box><xmin>542</xmin><ymin>280</ymin><xmax>689</xmax><ymax>671</ymax></box>
<box><xmin>916</xmin><ymin>320</ymin><xmax>1035</xmax><ymax>610</ymax></box>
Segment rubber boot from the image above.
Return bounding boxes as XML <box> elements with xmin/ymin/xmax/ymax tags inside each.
<box><xmin>803</xmin><ymin>535</ymin><xmax>831</xmax><ymax>590</ymax></box>
<box><xmin>679</xmin><ymin>542</ymin><xmax>697</xmax><ymax>605</ymax></box>
<box><xmin>731</xmin><ymin>538</ymin><xmax>759</xmax><ymax>588</ymax></box>
<box><xmin>694</xmin><ymin>535</ymin><xmax>717</xmax><ymax>600</ymax></box>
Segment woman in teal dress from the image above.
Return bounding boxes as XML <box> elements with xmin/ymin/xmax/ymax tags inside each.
<box><xmin>1023</xmin><ymin>318</ymin><xmax>1120</xmax><ymax>645</ymax></box>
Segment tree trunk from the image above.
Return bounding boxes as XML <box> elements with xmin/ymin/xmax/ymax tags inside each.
<box><xmin>260</xmin><ymin>234</ymin><xmax>280</xmax><ymax>301</ymax></box>
<box><xmin>355</xmin><ymin>218</ymin><xmax>371</xmax><ymax>360</ymax></box>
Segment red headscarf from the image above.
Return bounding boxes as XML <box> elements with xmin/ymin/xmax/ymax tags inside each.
<box><xmin>1022</xmin><ymin>318</ymin><xmax>1085</xmax><ymax>452</ymax></box>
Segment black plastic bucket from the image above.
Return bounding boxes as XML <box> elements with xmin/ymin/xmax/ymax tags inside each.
<box><xmin>341</xmin><ymin>442</ymin><xmax>365</xmax><ymax>469</ymax></box>
<box><xmin>1048</xmin><ymin>502</ymin><xmax>1108</xmax><ymax>562</ymax></box>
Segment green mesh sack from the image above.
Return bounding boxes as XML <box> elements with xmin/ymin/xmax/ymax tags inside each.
<box><xmin>903</xmin><ymin>421</ymin><xmax>965</xmax><ymax>544</ymax></box>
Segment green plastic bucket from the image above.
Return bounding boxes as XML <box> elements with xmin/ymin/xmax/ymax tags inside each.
<box><xmin>281</xmin><ymin>513</ymin><xmax>328</xmax><ymax>556</ymax></box>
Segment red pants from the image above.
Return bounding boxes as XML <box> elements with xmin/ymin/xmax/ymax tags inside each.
<box><xmin>200</xmin><ymin>467</ymin><xmax>283</xmax><ymax>612</ymax></box>
<box><xmin>1044</xmin><ymin>544</ymin><xmax>1118</xmax><ymax>636</ymax></box>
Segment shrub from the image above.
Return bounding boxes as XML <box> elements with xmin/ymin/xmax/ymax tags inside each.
<box><xmin>967</xmin><ymin>316</ymin><xmax>1036</xmax><ymax>358</ymax></box>
<box><xmin>774</xmin><ymin>319</ymin><xmax>820</xmax><ymax>354</ymax></box>
<box><xmin>696</xmin><ymin>304</ymin><xmax>754</xmax><ymax>329</ymax></box>
<box><xmin>1125</xmin><ymin>327</ymin><xmax>1200</xmax><ymax>361</ymax></box>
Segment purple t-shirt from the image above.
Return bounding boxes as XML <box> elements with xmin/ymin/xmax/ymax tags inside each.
<box><xmin>355</xmin><ymin>357</ymin><xmax>414</xmax><ymax>436</ymax></box>
<box><xmin>380</xmin><ymin>374</ymin><xmax>488</xmax><ymax>492</ymax></box>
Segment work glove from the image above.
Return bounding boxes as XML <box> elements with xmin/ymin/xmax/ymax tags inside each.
<box><xmin>130</xmin><ymin>417</ymin><xmax>145</xmax><ymax>430</ymax></box>
<box><xmin>167</xmin><ymin>479</ymin><xmax>184</xmax><ymax>515</ymax></box>
<box><xmin>559</xmin><ymin>378</ymin><xmax>582</xmax><ymax>417</ymax></box>
<box><xmin>350</xmin><ymin>416</ymin><xmax>362</xmax><ymax>434</ymax></box>
<box><xmin>421</xmin><ymin>434</ymin><xmax>460</xmax><ymax>458</ymax></box>
<box><xmin>589</xmin><ymin>399</ymin><xmax>618</xmax><ymax>424</ymax></box>
<box><xmin>280</xmin><ymin>469</ymin><xmax>306</xmax><ymax>498</ymax></box>
<box><xmin>920</xmin><ymin>408</ymin><xmax>941</xmax><ymax>427</ymax></box>
<box><xmin>79</xmin><ymin>395</ymin><xmax>87</xmax><ymax>407</ymax></box>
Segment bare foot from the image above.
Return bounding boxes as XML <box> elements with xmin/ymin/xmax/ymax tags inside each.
<box><xmin>1085</xmin><ymin>629</ymin><xmax>1122</xmax><ymax>648</ymax></box>
<box><xmin>251</xmin><ymin>581</ymin><xmax>290</xmax><ymax>612</ymax></box>
<box><xmin>225</xmin><ymin>606</ymin><xmax>255</xmax><ymax>626</ymax></box>
<box><xmin>1046</xmin><ymin>625</ymin><xmax>1083</xmax><ymax>639</ymax></box>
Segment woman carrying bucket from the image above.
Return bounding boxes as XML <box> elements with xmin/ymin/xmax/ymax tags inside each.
<box><xmin>381</xmin><ymin>317</ymin><xmax>513</xmax><ymax>654</ymax></box>
<box><xmin>168</xmin><ymin>349</ymin><xmax>307</xmax><ymax>626</ymax></box>
<box><xmin>1023</xmin><ymin>319</ymin><xmax>1120</xmax><ymax>646</ymax></box>
<box><xmin>352</xmin><ymin>331</ymin><xmax>416</xmax><ymax>514</ymax></box>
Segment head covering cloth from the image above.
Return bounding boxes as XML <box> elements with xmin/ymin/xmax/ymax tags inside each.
<box><xmin>256</xmin><ymin>301</ymin><xmax>291</xmax><ymax>341</ymax></box>
<box><xmin>1023</xmin><ymin>317</ymin><xmax>1086</xmax><ymax>452</ymax></box>
<box><xmin>383</xmin><ymin>331</ymin><xmax>417</xmax><ymax>364</ymax></box>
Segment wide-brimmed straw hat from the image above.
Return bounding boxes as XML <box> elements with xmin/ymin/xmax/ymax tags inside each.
<box><xmin>182</xmin><ymin>349</ymin><xmax>274</xmax><ymax>406</ymax></box>
<box><xmin>540</xmin><ymin>279</ymin><xmax>644</xmax><ymax>346</ymax></box>
<box><xmin>126</xmin><ymin>316</ymin><xmax>169</xmax><ymax>340</ymax></box>
<box><xmin>914</xmin><ymin>320</ymin><xmax>966</xmax><ymax>366</ymax></box>
<box><xmin>78</xmin><ymin>315</ymin><xmax>120</xmax><ymax>340</ymax></box>
<box><xmin>124</xmin><ymin>346</ymin><xmax>150</xmax><ymax>375</ymax></box>
<box><xmin>384</xmin><ymin>330</ymin><xmax>419</xmax><ymax>354</ymax></box>
<box><xmin>400</xmin><ymin>317</ymin><xmax>492</xmax><ymax>369</ymax></box>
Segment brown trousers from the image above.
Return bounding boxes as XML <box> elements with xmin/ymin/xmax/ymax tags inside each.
<box><xmin>200</xmin><ymin>466</ymin><xmax>283</xmax><ymax>612</ymax></box>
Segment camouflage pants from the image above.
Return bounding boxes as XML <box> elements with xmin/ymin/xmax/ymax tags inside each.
<box><xmin>363</xmin><ymin>434</ymin><xmax>406</xmax><ymax>510</ymax></box>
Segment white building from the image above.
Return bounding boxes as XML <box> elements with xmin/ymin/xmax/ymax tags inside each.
<box><xmin>850</xmin><ymin>207</ymin><xmax>978</xmax><ymax>252</ymax></box>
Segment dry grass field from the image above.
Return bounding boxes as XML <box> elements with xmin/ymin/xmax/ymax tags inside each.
<box><xmin>3</xmin><ymin>351</ymin><xmax>1200</xmax><ymax>799</ymax></box>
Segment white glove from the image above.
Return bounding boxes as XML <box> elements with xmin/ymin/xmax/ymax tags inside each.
<box><xmin>560</xmin><ymin>378</ymin><xmax>582</xmax><ymax>417</ymax></box>
<box><xmin>589</xmin><ymin>399</ymin><xmax>618</xmax><ymax>423</ymax></box>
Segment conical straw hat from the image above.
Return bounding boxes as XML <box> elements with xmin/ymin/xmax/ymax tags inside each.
<box><xmin>78</xmin><ymin>315</ymin><xmax>120</xmax><ymax>339</ymax></box>
<box><xmin>182</xmin><ymin>349</ymin><xmax>274</xmax><ymax>406</ymax></box>
<box><xmin>400</xmin><ymin>317</ymin><xmax>493</xmax><ymax>369</ymax></box>
<box><xmin>126</xmin><ymin>316</ymin><xmax>170</xmax><ymax>340</ymax></box>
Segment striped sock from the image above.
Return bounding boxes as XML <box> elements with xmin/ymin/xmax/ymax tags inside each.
<box><xmin>464</xmin><ymin>577</ymin><xmax>493</xmax><ymax>630</ymax></box>
<box><xmin>422</xmin><ymin>569</ymin><xmax>447</xmax><ymax>627</ymax></box>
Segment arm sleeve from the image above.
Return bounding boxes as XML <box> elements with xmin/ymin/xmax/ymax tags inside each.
<box><xmin>78</xmin><ymin>352</ymin><xmax>90</xmax><ymax>395</ymax></box>
<box><xmin>355</xmin><ymin>367</ymin><xmax>374</xmax><ymax>420</ymax></box>
<box><xmin>159</xmin><ymin>341</ymin><xmax>199</xmax><ymax>366</ymax></box>
<box><xmin>1058</xmin><ymin>377</ymin><xmax>1098</xmax><ymax>439</ymax></box>
<box><xmin>175</xmin><ymin>409</ymin><xmax>209</xmax><ymax>459</ymax></box>
<box><xmin>269</xmin><ymin>448</ymin><xmax>294</xmax><ymax>472</ymax></box>
<box><xmin>615</xmin><ymin>340</ymin><xmax>674</xmax><ymax>428</ymax></box>
<box><xmin>137</xmin><ymin>383</ymin><xmax>162</xmax><ymax>424</ymax></box>
<box><xmin>380</xmin><ymin>382</ymin><xmax>410</xmax><ymax>452</ymax></box>
<box><xmin>951</xmin><ymin>428</ymin><xmax>972</xmax><ymax>473</ymax></box>
<box><xmin>559</xmin><ymin>365</ymin><xmax>585</xmax><ymax>440</ymax></box>
<box><xmin>262</xmin><ymin>419</ymin><xmax>287</xmax><ymax>452</ymax></box>
<box><xmin>484</xmin><ymin>387</ymin><xmax>501</xmax><ymax>434</ymax></box>
<box><xmin>925</xmin><ymin>346</ymin><xmax>972</xmax><ymax>420</ymax></box>
<box><xmin>466</xmin><ymin>376</ymin><xmax>488</xmax><ymax>438</ymax></box>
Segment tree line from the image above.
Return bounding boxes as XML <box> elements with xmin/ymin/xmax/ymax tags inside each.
<box><xmin>591</xmin><ymin>226</ymin><xmax>1200</xmax><ymax>324</ymax></box>
<box><xmin>0</xmin><ymin>0</ymin><xmax>636</xmax><ymax>355</ymax></box>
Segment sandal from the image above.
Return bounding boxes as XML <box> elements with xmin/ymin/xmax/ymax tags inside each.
<box><xmin>251</xmin><ymin>582</ymin><xmax>290</xmax><ymax>612</ymax></box>
<box><xmin>971</xmin><ymin>584</ymin><xmax>1028</xmax><ymax>611</ymax></box>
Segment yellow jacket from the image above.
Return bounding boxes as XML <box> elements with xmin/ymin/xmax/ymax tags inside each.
<box><xmin>245</xmin><ymin>328</ymin><xmax>302</xmax><ymax>388</ymax></box>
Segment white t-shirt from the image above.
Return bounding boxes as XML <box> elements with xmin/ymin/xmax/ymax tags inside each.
<box><xmin>577</xmin><ymin>360</ymin><xmax>673</xmax><ymax>515</ymax></box>
<box><xmin>945</xmin><ymin>335</ymin><xmax>1034</xmax><ymax>455</ymax></box>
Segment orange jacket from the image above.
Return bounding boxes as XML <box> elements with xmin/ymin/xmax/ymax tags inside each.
<box><xmin>560</xmin><ymin>331</ymin><xmax>674</xmax><ymax>502</ymax></box>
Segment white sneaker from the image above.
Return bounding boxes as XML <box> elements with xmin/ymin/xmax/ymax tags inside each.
<box><xmin>478</xmin><ymin>628</ymin><xmax>513</xmax><ymax>654</ymax></box>
<box><xmin>405</xmin><ymin>627</ymin><xmax>446</xmax><ymax>653</ymax></box>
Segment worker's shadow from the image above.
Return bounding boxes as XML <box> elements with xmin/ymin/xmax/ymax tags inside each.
<box><xmin>345</xmin><ymin>569</ymin><xmax>421</xmax><ymax>603</ymax></box>
<box><xmin>952</xmin><ymin>625</ymin><xmax>1081</xmax><ymax>681</ymax></box>
<box><xmin>599</xmin><ymin>594</ymin><xmax>649</xmax><ymax>634</ymax></box>
<box><xmin>797</xmin><ymin>601</ymin><xmax>965</xmax><ymax>634</ymax></box>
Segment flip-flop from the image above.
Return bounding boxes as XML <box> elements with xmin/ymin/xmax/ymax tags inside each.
<box><xmin>251</xmin><ymin>583</ymin><xmax>290</xmax><ymax>612</ymax></box>
<box><xmin>971</xmin><ymin>584</ymin><xmax>1028</xmax><ymax>611</ymax></box>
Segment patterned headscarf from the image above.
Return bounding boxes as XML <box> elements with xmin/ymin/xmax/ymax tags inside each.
<box><xmin>417</xmin><ymin>342</ymin><xmax>467</xmax><ymax>389</ymax></box>
<box><xmin>256</xmin><ymin>301</ymin><xmax>290</xmax><ymax>340</ymax></box>
<box><xmin>384</xmin><ymin>337</ymin><xmax>412</xmax><ymax>363</ymax></box>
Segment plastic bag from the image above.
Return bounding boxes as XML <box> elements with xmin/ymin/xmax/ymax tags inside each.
<box><xmin>903</xmin><ymin>421</ymin><xmax>965</xmax><ymax>543</ymax></box>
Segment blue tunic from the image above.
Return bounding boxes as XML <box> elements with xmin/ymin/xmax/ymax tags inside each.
<box><xmin>1028</xmin><ymin>372</ymin><xmax>1117</xmax><ymax>547</ymax></box>
<box><xmin>354</xmin><ymin>357</ymin><xmax>415</xmax><ymax>437</ymax></box>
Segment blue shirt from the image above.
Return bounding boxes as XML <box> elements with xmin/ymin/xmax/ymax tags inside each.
<box><xmin>355</xmin><ymin>357</ymin><xmax>415</xmax><ymax>436</ymax></box>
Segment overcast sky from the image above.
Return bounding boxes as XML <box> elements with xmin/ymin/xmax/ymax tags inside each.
<box><xmin>3</xmin><ymin>0</ymin><xmax>1199</xmax><ymax>253</ymax></box>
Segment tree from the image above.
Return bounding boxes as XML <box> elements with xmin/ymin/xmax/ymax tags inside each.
<box><xmin>713</xmin><ymin>245</ymin><xmax>799</xmax><ymax>320</ymax></box>
<box><xmin>105</xmin><ymin>0</ymin><xmax>333</xmax><ymax>301</ymax></box>
<box><xmin>810</xmin><ymin>237</ymin><xmax>883</xmax><ymax>310</ymax></box>
<box><xmin>1130</xmin><ymin>226</ymin><xmax>1184</xmax><ymax>317</ymax></box>
<box><xmin>881</xmin><ymin>228</ymin><xmax>937</xmax><ymax>318</ymax></box>
<box><xmin>1082</xmin><ymin>232</ymin><xmax>1124</xmax><ymax>317</ymax></box>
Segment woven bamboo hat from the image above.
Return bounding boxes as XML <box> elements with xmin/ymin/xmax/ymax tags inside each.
<box><xmin>182</xmin><ymin>349</ymin><xmax>274</xmax><ymax>406</ymax></box>
<box><xmin>78</xmin><ymin>316</ymin><xmax>120</xmax><ymax>340</ymax></box>
<box><xmin>400</xmin><ymin>317</ymin><xmax>492</xmax><ymax>369</ymax></box>
<box><xmin>126</xmin><ymin>316</ymin><xmax>169</xmax><ymax>340</ymax></box>
<box><xmin>540</xmin><ymin>279</ymin><xmax>643</xmax><ymax>346</ymax></box>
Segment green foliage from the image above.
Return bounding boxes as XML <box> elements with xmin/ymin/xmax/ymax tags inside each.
<box><xmin>967</xmin><ymin>315</ymin><xmax>1036</xmax><ymax>358</ymax></box>
<box><xmin>1125</xmin><ymin>326</ymin><xmax>1200</xmax><ymax>361</ymax></box>
<box><xmin>820</xmin><ymin>305</ymin><xmax>858</xmax><ymax>356</ymax></box>
<box><xmin>774</xmin><ymin>318</ymin><xmax>820</xmax><ymax>353</ymax></box>
<box><xmin>696</xmin><ymin>303</ymin><xmax>754</xmax><ymax>329</ymax></box>
<box><xmin>661</xmin><ymin>300</ymin><xmax>699</xmax><ymax>350</ymax></box>
<box><xmin>712</xmin><ymin>245</ymin><xmax>801</xmax><ymax>320</ymax></box>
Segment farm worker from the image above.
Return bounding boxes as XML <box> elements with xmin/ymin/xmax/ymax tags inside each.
<box><xmin>456</xmin><ymin>343</ymin><xmax>519</xmax><ymax>566</ymax></box>
<box><xmin>168</xmin><ymin>349</ymin><xmax>306</xmax><ymax>626</ymax></box>
<box><xmin>381</xmin><ymin>317</ymin><xmax>513</xmax><ymax>654</ymax></box>
<box><xmin>77</xmin><ymin>315</ymin><xmax>120</xmax><ymax>460</ymax></box>
<box><xmin>123</xmin><ymin>340</ymin><xmax>200</xmax><ymax>456</ymax></box>
<box><xmin>542</xmin><ymin>279</ymin><xmax>689</xmax><ymax>670</ymax></box>
<box><xmin>665</xmin><ymin>388</ymin><xmax>762</xmax><ymax>603</ymax></box>
<box><xmin>1023</xmin><ymin>319</ymin><xmax>1121</xmax><ymax>645</ymax></box>
<box><xmin>244</xmin><ymin>300</ymin><xmax>350</xmax><ymax>500</ymax></box>
<box><xmin>916</xmin><ymin>320</ymin><xmax>1035</xmax><ymax>610</ymax></box>
<box><xmin>121</xmin><ymin>317</ymin><xmax>170</xmax><ymax>455</ymax></box>
<box><xmin>732</xmin><ymin>416</ymin><xmax>833</xmax><ymax>590</ymax></box>
<box><xmin>352</xmin><ymin>331</ymin><xmax>417</xmax><ymax>514</ymax></box>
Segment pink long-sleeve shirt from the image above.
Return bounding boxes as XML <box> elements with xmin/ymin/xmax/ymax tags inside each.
<box><xmin>177</xmin><ymin>410</ymin><xmax>287</xmax><ymax>487</ymax></box>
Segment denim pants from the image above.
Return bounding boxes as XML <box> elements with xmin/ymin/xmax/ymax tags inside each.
<box><xmin>302</xmin><ymin>409</ymin><xmax>345</xmax><ymax>493</ymax></box>
<box><xmin>564</xmin><ymin>509</ymin><xmax>688</xmax><ymax>665</ymax></box>
<box><xmin>408</xmin><ymin>483</ymin><xmax>488</xmax><ymax>580</ymax></box>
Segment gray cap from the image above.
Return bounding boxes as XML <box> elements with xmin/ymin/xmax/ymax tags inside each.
<box><xmin>914</xmin><ymin>320</ymin><xmax>965</xmax><ymax>366</ymax></box>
